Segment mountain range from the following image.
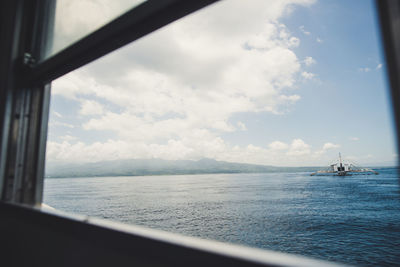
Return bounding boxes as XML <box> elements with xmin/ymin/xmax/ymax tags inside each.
<box><xmin>45</xmin><ymin>158</ymin><xmax>322</xmax><ymax>178</ymax></box>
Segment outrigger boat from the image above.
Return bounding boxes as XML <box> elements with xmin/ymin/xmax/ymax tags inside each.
<box><xmin>310</xmin><ymin>153</ymin><xmax>379</xmax><ymax>176</ymax></box>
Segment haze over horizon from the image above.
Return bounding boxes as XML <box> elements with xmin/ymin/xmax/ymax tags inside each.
<box><xmin>46</xmin><ymin>0</ymin><xmax>397</xmax><ymax>167</ymax></box>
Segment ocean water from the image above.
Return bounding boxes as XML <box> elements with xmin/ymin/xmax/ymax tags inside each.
<box><xmin>43</xmin><ymin>168</ymin><xmax>400</xmax><ymax>266</ymax></box>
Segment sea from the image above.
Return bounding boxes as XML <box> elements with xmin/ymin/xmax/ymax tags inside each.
<box><xmin>43</xmin><ymin>167</ymin><xmax>400</xmax><ymax>266</ymax></box>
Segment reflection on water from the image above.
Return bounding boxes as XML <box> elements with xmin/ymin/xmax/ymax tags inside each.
<box><xmin>44</xmin><ymin>167</ymin><xmax>400</xmax><ymax>266</ymax></box>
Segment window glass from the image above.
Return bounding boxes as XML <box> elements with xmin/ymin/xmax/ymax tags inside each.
<box><xmin>45</xmin><ymin>0</ymin><xmax>146</xmax><ymax>58</ymax></box>
<box><xmin>44</xmin><ymin>0</ymin><xmax>400</xmax><ymax>266</ymax></box>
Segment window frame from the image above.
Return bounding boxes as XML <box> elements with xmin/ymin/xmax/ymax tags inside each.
<box><xmin>0</xmin><ymin>0</ymin><xmax>220</xmax><ymax>205</ymax></box>
<box><xmin>0</xmin><ymin>0</ymin><xmax>398</xmax><ymax>266</ymax></box>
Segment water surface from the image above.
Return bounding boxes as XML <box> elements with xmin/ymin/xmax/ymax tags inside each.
<box><xmin>44</xmin><ymin>168</ymin><xmax>400</xmax><ymax>266</ymax></box>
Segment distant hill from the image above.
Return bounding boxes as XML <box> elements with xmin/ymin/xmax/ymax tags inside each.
<box><xmin>45</xmin><ymin>158</ymin><xmax>322</xmax><ymax>178</ymax></box>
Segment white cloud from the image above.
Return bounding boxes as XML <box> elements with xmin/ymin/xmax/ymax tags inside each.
<box><xmin>268</xmin><ymin>141</ymin><xmax>289</xmax><ymax>150</ymax></box>
<box><xmin>316</xmin><ymin>37</ymin><xmax>323</xmax><ymax>43</ymax></box>
<box><xmin>49</xmin><ymin>121</ymin><xmax>75</xmax><ymax>128</ymax></box>
<box><xmin>79</xmin><ymin>99</ymin><xmax>104</xmax><ymax>116</ymax></box>
<box><xmin>287</xmin><ymin>139</ymin><xmax>311</xmax><ymax>156</ymax></box>
<box><xmin>59</xmin><ymin>135</ymin><xmax>78</xmax><ymax>142</ymax></box>
<box><xmin>359</xmin><ymin>67</ymin><xmax>371</xmax><ymax>73</ymax></box>
<box><xmin>299</xmin><ymin>25</ymin><xmax>311</xmax><ymax>35</ymax></box>
<box><xmin>48</xmin><ymin>0</ymin><xmax>320</xmax><ymax>165</ymax></box>
<box><xmin>322</xmin><ymin>142</ymin><xmax>340</xmax><ymax>150</ymax></box>
<box><xmin>46</xmin><ymin>137</ymin><xmax>322</xmax><ymax>166</ymax></box>
<box><xmin>349</xmin><ymin>137</ymin><xmax>359</xmax><ymax>141</ymax></box>
<box><xmin>304</xmin><ymin>56</ymin><xmax>316</xmax><ymax>66</ymax></box>
<box><xmin>314</xmin><ymin>142</ymin><xmax>340</xmax><ymax>155</ymax></box>
<box><xmin>279</xmin><ymin>94</ymin><xmax>301</xmax><ymax>103</ymax></box>
<box><xmin>301</xmin><ymin>71</ymin><xmax>315</xmax><ymax>79</ymax></box>
<box><xmin>359</xmin><ymin>65</ymin><xmax>382</xmax><ymax>72</ymax></box>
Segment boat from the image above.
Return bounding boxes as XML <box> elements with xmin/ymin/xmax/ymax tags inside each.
<box><xmin>310</xmin><ymin>153</ymin><xmax>379</xmax><ymax>176</ymax></box>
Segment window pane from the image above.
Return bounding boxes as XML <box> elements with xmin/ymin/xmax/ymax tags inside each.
<box><xmin>45</xmin><ymin>0</ymin><xmax>146</xmax><ymax>59</ymax></box>
<box><xmin>44</xmin><ymin>0</ymin><xmax>400</xmax><ymax>266</ymax></box>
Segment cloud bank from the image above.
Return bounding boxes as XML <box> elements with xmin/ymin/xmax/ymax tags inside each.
<box><xmin>47</xmin><ymin>0</ymin><xmax>326</xmax><ymax>166</ymax></box>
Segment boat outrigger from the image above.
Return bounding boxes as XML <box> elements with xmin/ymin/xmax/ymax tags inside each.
<box><xmin>310</xmin><ymin>153</ymin><xmax>379</xmax><ymax>176</ymax></box>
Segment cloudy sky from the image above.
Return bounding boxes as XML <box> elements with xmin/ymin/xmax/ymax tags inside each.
<box><xmin>46</xmin><ymin>0</ymin><xmax>397</xmax><ymax>166</ymax></box>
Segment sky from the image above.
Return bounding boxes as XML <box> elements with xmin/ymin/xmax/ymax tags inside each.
<box><xmin>46</xmin><ymin>0</ymin><xmax>397</xmax><ymax>167</ymax></box>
